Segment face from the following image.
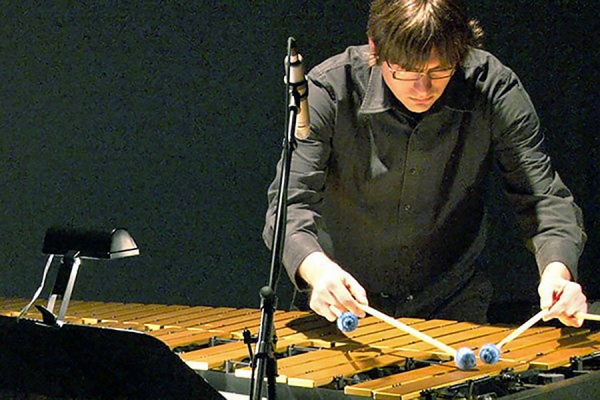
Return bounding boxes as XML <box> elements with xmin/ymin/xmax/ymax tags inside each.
<box><xmin>370</xmin><ymin>40</ymin><xmax>454</xmax><ymax>113</ymax></box>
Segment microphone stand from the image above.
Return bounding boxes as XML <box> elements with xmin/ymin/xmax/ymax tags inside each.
<box><xmin>249</xmin><ymin>37</ymin><xmax>301</xmax><ymax>400</ymax></box>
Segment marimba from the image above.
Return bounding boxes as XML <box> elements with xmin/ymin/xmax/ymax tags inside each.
<box><xmin>2</xmin><ymin>297</ymin><xmax>600</xmax><ymax>399</ymax></box>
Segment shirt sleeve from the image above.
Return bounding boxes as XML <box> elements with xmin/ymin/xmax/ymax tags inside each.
<box><xmin>490</xmin><ymin>68</ymin><xmax>586</xmax><ymax>280</ymax></box>
<box><xmin>262</xmin><ymin>74</ymin><xmax>336</xmax><ymax>289</ymax></box>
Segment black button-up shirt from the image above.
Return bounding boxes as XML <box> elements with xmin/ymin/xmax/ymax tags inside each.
<box><xmin>264</xmin><ymin>45</ymin><xmax>585</xmax><ymax>303</ymax></box>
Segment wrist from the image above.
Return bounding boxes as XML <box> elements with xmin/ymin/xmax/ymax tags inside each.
<box><xmin>297</xmin><ymin>252</ymin><xmax>340</xmax><ymax>287</ymax></box>
<box><xmin>541</xmin><ymin>261</ymin><xmax>572</xmax><ymax>282</ymax></box>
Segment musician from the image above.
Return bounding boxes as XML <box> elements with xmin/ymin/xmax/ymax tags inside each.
<box><xmin>263</xmin><ymin>0</ymin><xmax>588</xmax><ymax>326</ymax></box>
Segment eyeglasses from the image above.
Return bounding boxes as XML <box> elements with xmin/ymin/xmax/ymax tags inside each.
<box><xmin>386</xmin><ymin>61</ymin><xmax>455</xmax><ymax>81</ymax></box>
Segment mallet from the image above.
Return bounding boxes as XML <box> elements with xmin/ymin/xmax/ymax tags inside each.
<box><xmin>332</xmin><ymin>304</ymin><xmax>477</xmax><ymax>370</ymax></box>
<box><xmin>479</xmin><ymin>309</ymin><xmax>549</xmax><ymax>364</ymax></box>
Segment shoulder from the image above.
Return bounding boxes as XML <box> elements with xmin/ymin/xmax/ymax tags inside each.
<box><xmin>460</xmin><ymin>48</ymin><xmax>523</xmax><ymax>96</ymax></box>
<box><xmin>457</xmin><ymin>48</ymin><xmax>537</xmax><ymax>116</ymax></box>
<box><xmin>461</xmin><ymin>49</ymin><xmax>540</xmax><ymax>139</ymax></box>
<box><xmin>309</xmin><ymin>45</ymin><xmax>371</xmax><ymax>76</ymax></box>
<box><xmin>307</xmin><ymin>45</ymin><xmax>372</xmax><ymax>92</ymax></box>
<box><xmin>461</xmin><ymin>48</ymin><xmax>507</xmax><ymax>71</ymax></box>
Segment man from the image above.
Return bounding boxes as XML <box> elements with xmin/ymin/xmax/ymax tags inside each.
<box><xmin>263</xmin><ymin>0</ymin><xmax>588</xmax><ymax>326</ymax></box>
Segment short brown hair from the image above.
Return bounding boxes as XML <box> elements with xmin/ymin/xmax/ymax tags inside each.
<box><xmin>367</xmin><ymin>0</ymin><xmax>483</xmax><ymax>69</ymax></box>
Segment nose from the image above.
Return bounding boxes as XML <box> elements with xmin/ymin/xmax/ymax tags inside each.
<box><xmin>413</xmin><ymin>74</ymin><xmax>432</xmax><ymax>92</ymax></box>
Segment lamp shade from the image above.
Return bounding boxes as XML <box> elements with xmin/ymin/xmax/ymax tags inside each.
<box><xmin>42</xmin><ymin>227</ymin><xmax>139</xmax><ymax>259</ymax></box>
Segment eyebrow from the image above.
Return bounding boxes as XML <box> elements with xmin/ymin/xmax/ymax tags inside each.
<box><xmin>428</xmin><ymin>65</ymin><xmax>454</xmax><ymax>72</ymax></box>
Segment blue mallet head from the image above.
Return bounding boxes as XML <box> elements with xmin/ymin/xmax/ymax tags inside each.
<box><xmin>479</xmin><ymin>343</ymin><xmax>501</xmax><ymax>365</ymax></box>
<box><xmin>336</xmin><ymin>311</ymin><xmax>359</xmax><ymax>332</ymax></box>
<box><xmin>455</xmin><ymin>347</ymin><xmax>477</xmax><ymax>370</ymax></box>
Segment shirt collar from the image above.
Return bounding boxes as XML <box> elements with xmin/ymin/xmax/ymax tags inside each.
<box><xmin>359</xmin><ymin>66</ymin><xmax>391</xmax><ymax>114</ymax></box>
<box><xmin>359</xmin><ymin>65</ymin><xmax>475</xmax><ymax>115</ymax></box>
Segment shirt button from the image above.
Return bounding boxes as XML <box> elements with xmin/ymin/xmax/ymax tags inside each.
<box><xmin>404</xmin><ymin>204</ymin><xmax>412</xmax><ymax>211</ymax></box>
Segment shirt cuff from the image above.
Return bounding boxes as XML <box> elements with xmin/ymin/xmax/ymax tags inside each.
<box><xmin>283</xmin><ymin>231</ymin><xmax>324</xmax><ymax>290</ymax></box>
<box><xmin>536</xmin><ymin>239</ymin><xmax>580</xmax><ymax>281</ymax></box>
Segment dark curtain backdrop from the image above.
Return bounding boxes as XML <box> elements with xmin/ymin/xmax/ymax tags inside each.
<box><xmin>0</xmin><ymin>1</ymin><xmax>597</xmax><ymax>315</ymax></box>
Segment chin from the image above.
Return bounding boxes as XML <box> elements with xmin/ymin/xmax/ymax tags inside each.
<box><xmin>407</xmin><ymin>103</ymin><xmax>434</xmax><ymax>113</ymax></box>
<box><xmin>401</xmin><ymin>96</ymin><xmax>437</xmax><ymax>113</ymax></box>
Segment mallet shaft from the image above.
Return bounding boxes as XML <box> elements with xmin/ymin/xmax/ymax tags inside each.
<box><xmin>497</xmin><ymin>309</ymin><xmax>548</xmax><ymax>348</ymax></box>
<box><xmin>358</xmin><ymin>304</ymin><xmax>456</xmax><ymax>356</ymax></box>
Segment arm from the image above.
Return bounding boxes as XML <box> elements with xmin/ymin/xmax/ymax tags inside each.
<box><xmin>262</xmin><ymin>75</ymin><xmax>334</xmax><ymax>287</ymax></box>
<box><xmin>490</xmin><ymin>66</ymin><xmax>587</xmax><ymax>327</ymax></box>
<box><xmin>263</xmin><ymin>72</ymin><xmax>368</xmax><ymax>319</ymax></box>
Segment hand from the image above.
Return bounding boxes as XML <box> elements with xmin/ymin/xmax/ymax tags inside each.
<box><xmin>297</xmin><ymin>252</ymin><xmax>368</xmax><ymax>321</ymax></box>
<box><xmin>538</xmin><ymin>262</ymin><xmax>587</xmax><ymax>327</ymax></box>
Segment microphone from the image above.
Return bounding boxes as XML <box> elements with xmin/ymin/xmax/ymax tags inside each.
<box><xmin>285</xmin><ymin>39</ymin><xmax>310</xmax><ymax>140</ymax></box>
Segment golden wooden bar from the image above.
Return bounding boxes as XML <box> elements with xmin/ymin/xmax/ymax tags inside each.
<box><xmin>3</xmin><ymin>296</ymin><xmax>600</xmax><ymax>399</ymax></box>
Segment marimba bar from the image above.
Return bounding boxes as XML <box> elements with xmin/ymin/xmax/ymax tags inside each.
<box><xmin>2</xmin><ymin>297</ymin><xmax>600</xmax><ymax>399</ymax></box>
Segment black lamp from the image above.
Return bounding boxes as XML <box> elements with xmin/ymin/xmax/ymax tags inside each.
<box><xmin>18</xmin><ymin>227</ymin><xmax>139</xmax><ymax>325</ymax></box>
<box><xmin>42</xmin><ymin>226</ymin><xmax>140</xmax><ymax>260</ymax></box>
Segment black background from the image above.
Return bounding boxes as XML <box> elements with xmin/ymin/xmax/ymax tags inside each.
<box><xmin>0</xmin><ymin>1</ymin><xmax>597</xmax><ymax>318</ymax></box>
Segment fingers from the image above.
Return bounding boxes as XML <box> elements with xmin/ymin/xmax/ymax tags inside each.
<box><xmin>310</xmin><ymin>295</ymin><xmax>344</xmax><ymax>322</ymax></box>
<box><xmin>319</xmin><ymin>303</ymin><xmax>338</xmax><ymax>322</ymax></box>
<box><xmin>308</xmin><ymin>269</ymin><xmax>368</xmax><ymax>322</ymax></box>
<box><xmin>557</xmin><ymin>314</ymin><xmax>585</xmax><ymax>328</ymax></box>
<box><xmin>538</xmin><ymin>278</ymin><xmax>587</xmax><ymax>327</ymax></box>
<box><xmin>341</xmin><ymin>273</ymin><xmax>369</xmax><ymax>315</ymax></box>
<box><xmin>538</xmin><ymin>287</ymin><xmax>556</xmax><ymax>313</ymax></box>
<box><xmin>538</xmin><ymin>278</ymin><xmax>561</xmax><ymax>312</ymax></box>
